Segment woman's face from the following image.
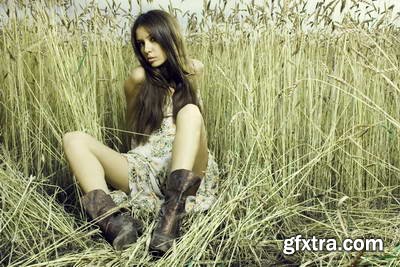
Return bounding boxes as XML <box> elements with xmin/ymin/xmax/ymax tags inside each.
<box><xmin>136</xmin><ymin>26</ymin><xmax>167</xmax><ymax>67</ymax></box>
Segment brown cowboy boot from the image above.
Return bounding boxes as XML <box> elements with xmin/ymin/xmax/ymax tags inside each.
<box><xmin>149</xmin><ymin>169</ymin><xmax>201</xmax><ymax>254</ymax></box>
<box><xmin>81</xmin><ymin>189</ymin><xmax>143</xmax><ymax>250</ymax></box>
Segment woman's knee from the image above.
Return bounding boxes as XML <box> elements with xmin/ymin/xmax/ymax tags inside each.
<box><xmin>176</xmin><ymin>104</ymin><xmax>203</xmax><ymax>127</ymax></box>
<box><xmin>62</xmin><ymin>131</ymin><xmax>90</xmax><ymax>151</ymax></box>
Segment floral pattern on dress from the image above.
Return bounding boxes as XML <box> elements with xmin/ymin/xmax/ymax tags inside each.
<box><xmin>110</xmin><ymin>93</ymin><xmax>219</xmax><ymax>214</ymax></box>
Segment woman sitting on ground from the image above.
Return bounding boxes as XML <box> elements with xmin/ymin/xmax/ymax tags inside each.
<box><xmin>63</xmin><ymin>9</ymin><xmax>219</xmax><ymax>254</ymax></box>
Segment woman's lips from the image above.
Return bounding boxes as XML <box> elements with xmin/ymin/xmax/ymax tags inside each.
<box><xmin>148</xmin><ymin>57</ymin><xmax>156</xmax><ymax>62</ymax></box>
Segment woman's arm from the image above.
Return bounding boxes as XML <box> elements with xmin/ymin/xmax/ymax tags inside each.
<box><xmin>188</xmin><ymin>59</ymin><xmax>205</xmax><ymax>109</ymax></box>
<box><xmin>124</xmin><ymin>66</ymin><xmax>145</xmax><ymax>127</ymax></box>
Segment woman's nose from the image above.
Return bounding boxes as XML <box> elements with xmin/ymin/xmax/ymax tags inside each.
<box><xmin>144</xmin><ymin>41</ymin><xmax>152</xmax><ymax>53</ymax></box>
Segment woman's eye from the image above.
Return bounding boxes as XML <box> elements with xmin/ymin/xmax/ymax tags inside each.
<box><xmin>150</xmin><ymin>37</ymin><xmax>156</xmax><ymax>42</ymax></box>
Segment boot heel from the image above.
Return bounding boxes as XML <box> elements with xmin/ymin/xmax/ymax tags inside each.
<box><xmin>182</xmin><ymin>177</ymin><xmax>201</xmax><ymax>197</ymax></box>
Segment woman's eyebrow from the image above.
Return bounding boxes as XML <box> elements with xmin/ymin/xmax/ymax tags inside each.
<box><xmin>137</xmin><ymin>34</ymin><xmax>150</xmax><ymax>42</ymax></box>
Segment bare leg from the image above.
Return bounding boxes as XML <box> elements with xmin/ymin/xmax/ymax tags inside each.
<box><xmin>170</xmin><ymin>104</ymin><xmax>208</xmax><ymax>177</ymax></box>
<box><xmin>150</xmin><ymin>104</ymin><xmax>209</xmax><ymax>254</ymax></box>
<box><xmin>62</xmin><ymin>131</ymin><xmax>130</xmax><ymax>194</ymax></box>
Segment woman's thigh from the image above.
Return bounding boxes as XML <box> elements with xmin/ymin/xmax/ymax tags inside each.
<box><xmin>64</xmin><ymin>131</ymin><xmax>130</xmax><ymax>193</ymax></box>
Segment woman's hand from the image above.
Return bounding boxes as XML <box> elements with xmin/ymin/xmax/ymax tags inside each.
<box><xmin>188</xmin><ymin>58</ymin><xmax>204</xmax><ymax>87</ymax></box>
<box><xmin>189</xmin><ymin>58</ymin><xmax>204</xmax><ymax>76</ymax></box>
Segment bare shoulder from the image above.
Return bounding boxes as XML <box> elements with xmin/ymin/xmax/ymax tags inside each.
<box><xmin>124</xmin><ymin>66</ymin><xmax>145</xmax><ymax>98</ymax></box>
<box><xmin>129</xmin><ymin>66</ymin><xmax>145</xmax><ymax>85</ymax></box>
<box><xmin>188</xmin><ymin>58</ymin><xmax>204</xmax><ymax>76</ymax></box>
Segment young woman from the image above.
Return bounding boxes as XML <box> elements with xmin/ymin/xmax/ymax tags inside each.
<box><xmin>62</xmin><ymin>10</ymin><xmax>218</xmax><ymax>254</ymax></box>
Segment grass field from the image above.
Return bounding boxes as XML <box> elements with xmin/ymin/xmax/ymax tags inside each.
<box><xmin>1</xmin><ymin>0</ymin><xmax>400</xmax><ymax>266</ymax></box>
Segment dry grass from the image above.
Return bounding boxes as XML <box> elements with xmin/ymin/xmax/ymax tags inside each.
<box><xmin>1</xmin><ymin>0</ymin><xmax>400</xmax><ymax>266</ymax></box>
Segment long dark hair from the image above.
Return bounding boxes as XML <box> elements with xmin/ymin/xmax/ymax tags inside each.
<box><xmin>129</xmin><ymin>10</ymin><xmax>201</xmax><ymax>145</ymax></box>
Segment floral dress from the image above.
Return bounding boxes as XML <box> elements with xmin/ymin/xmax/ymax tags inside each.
<box><xmin>109</xmin><ymin>93</ymin><xmax>219</xmax><ymax>214</ymax></box>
